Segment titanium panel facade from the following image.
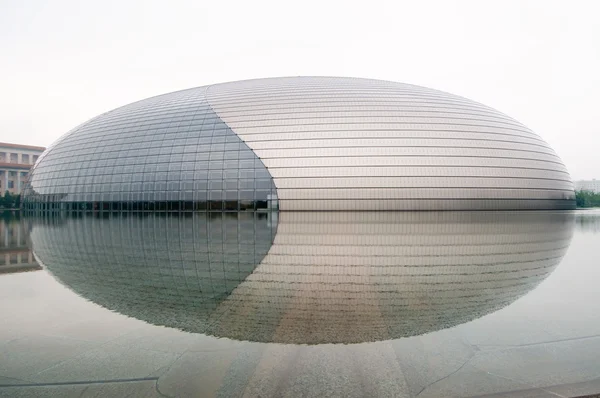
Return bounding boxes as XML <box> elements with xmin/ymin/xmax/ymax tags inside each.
<box><xmin>22</xmin><ymin>77</ymin><xmax>575</xmax><ymax>211</ymax></box>
<box><xmin>206</xmin><ymin>77</ymin><xmax>574</xmax><ymax>210</ymax></box>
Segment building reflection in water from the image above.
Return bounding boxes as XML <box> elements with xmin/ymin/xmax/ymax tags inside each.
<box><xmin>0</xmin><ymin>216</ymin><xmax>40</xmax><ymax>274</ymax></box>
<box><xmin>29</xmin><ymin>211</ymin><xmax>574</xmax><ymax>344</ymax></box>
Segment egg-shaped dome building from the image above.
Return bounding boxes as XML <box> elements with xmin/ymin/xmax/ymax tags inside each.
<box><xmin>22</xmin><ymin>77</ymin><xmax>575</xmax><ymax>211</ymax></box>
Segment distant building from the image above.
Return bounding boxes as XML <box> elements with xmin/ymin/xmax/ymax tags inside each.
<box><xmin>574</xmin><ymin>180</ymin><xmax>600</xmax><ymax>193</ymax></box>
<box><xmin>0</xmin><ymin>142</ymin><xmax>46</xmax><ymax>195</ymax></box>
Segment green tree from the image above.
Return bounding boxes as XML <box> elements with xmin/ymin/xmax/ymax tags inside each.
<box><xmin>0</xmin><ymin>191</ymin><xmax>21</xmax><ymax>209</ymax></box>
<box><xmin>576</xmin><ymin>190</ymin><xmax>600</xmax><ymax>208</ymax></box>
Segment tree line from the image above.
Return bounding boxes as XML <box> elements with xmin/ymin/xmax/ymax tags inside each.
<box><xmin>576</xmin><ymin>190</ymin><xmax>600</xmax><ymax>208</ymax></box>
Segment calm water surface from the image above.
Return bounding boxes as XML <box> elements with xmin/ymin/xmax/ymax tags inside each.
<box><xmin>1</xmin><ymin>210</ymin><xmax>599</xmax><ymax>397</ymax></box>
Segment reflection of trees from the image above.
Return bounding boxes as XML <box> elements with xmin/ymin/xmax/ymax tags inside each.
<box><xmin>575</xmin><ymin>213</ymin><xmax>600</xmax><ymax>233</ymax></box>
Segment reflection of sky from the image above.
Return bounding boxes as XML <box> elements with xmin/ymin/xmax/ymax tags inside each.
<box><xmin>1</xmin><ymin>212</ymin><xmax>599</xmax><ymax>396</ymax></box>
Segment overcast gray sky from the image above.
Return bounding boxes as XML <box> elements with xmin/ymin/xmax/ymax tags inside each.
<box><xmin>1</xmin><ymin>0</ymin><xmax>598</xmax><ymax>179</ymax></box>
